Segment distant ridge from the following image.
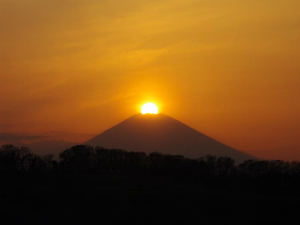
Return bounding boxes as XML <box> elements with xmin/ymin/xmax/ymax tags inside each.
<box><xmin>27</xmin><ymin>140</ymin><xmax>77</xmax><ymax>159</ymax></box>
<box><xmin>86</xmin><ymin>113</ymin><xmax>256</xmax><ymax>164</ymax></box>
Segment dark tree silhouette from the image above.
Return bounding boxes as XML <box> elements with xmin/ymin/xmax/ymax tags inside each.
<box><xmin>59</xmin><ymin>145</ymin><xmax>95</xmax><ymax>172</ymax></box>
<box><xmin>0</xmin><ymin>145</ymin><xmax>54</xmax><ymax>173</ymax></box>
<box><xmin>1</xmin><ymin>144</ymin><xmax>300</xmax><ymax>190</ymax></box>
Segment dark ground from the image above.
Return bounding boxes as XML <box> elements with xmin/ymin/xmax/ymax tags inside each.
<box><xmin>0</xmin><ymin>174</ymin><xmax>299</xmax><ymax>225</ymax></box>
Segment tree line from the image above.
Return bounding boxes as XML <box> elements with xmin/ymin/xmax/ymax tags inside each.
<box><xmin>1</xmin><ymin>144</ymin><xmax>300</xmax><ymax>187</ymax></box>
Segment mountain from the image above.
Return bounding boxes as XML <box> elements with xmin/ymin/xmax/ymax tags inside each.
<box><xmin>1</xmin><ymin>139</ymin><xmax>76</xmax><ymax>159</ymax></box>
<box><xmin>27</xmin><ymin>140</ymin><xmax>77</xmax><ymax>159</ymax></box>
<box><xmin>86</xmin><ymin>113</ymin><xmax>256</xmax><ymax>164</ymax></box>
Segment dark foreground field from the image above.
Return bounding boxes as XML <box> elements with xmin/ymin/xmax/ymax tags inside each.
<box><xmin>0</xmin><ymin>173</ymin><xmax>299</xmax><ymax>225</ymax></box>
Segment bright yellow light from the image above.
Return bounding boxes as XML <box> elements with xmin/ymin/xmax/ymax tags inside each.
<box><xmin>141</xmin><ymin>103</ymin><xmax>158</xmax><ymax>114</ymax></box>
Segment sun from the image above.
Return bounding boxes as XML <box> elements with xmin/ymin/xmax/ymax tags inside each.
<box><xmin>141</xmin><ymin>103</ymin><xmax>158</xmax><ymax>114</ymax></box>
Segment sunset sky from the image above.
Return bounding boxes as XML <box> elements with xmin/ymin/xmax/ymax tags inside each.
<box><xmin>1</xmin><ymin>0</ymin><xmax>300</xmax><ymax>161</ymax></box>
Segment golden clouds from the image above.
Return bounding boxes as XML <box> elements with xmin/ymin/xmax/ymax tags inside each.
<box><xmin>1</xmin><ymin>0</ymin><xmax>300</xmax><ymax>160</ymax></box>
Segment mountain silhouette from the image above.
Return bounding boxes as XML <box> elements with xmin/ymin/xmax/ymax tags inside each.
<box><xmin>86</xmin><ymin>113</ymin><xmax>256</xmax><ymax>163</ymax></box>
<box><xmin>27</xmin><ymin>140</ymin><xmax>77</xmax><ymax>159</ymax></box>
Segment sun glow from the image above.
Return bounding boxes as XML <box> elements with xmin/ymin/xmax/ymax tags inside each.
<box><xmin>141</xmin><ymin>103</ymin><xmax>158</xmax><ymax>114</ymax></box>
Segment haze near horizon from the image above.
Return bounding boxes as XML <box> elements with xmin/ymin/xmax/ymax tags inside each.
<box><xmin>1</xmin><ymin>0</ymin><xmax>300</xmax><ymax>161</ymax></box>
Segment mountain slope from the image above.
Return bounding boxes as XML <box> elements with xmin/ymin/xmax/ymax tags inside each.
<box><xmin>86</xmin><ymin>113</ymin><xmax>256</xmax><ymax>163</ymax></box>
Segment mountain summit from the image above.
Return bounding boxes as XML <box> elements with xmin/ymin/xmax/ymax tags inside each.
<box><xmin>86</xmin><ymin>113</ymin><xmax>255</xmax><ymax>163</ymax></box>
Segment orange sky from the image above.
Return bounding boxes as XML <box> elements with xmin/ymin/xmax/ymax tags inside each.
<box><xmin>1</xmin><ymin>0</ymin><xmax>300</xmax><ymax>161</ymax></box>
